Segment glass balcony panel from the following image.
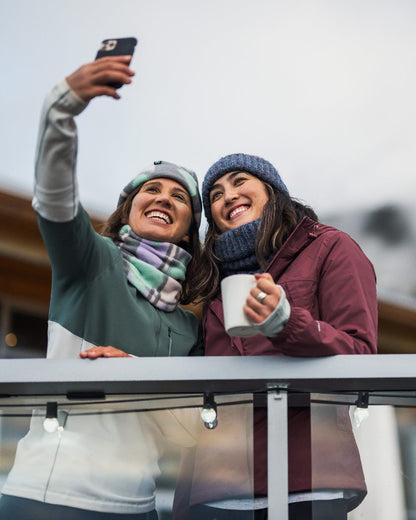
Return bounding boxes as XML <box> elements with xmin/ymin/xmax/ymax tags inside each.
<box><xmin>0</xmin><ymin>393</ymin><xmax>254</xmax><ymax>519</ymax></box>
<box><xmin>310</xmin><ymin>394</ymin><xmax>415</xmax><ymax>520</ymax></box>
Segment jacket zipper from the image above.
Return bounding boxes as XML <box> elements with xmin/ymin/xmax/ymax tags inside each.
<box><xmin>168</xmin><ymin>327</ymin><xmax>172</xmax><ymax>356</ymax></box>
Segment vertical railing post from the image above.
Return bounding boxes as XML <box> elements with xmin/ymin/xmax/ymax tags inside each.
<box><xmin>267</xmin><ymin>387</ymin><xmax>288</xmax><ymax>520</ymax></box>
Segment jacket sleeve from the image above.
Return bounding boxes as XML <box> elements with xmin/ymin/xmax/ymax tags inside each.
<box><xmin>271</xmin><ymin>233</ymin><xmax>378</xmax><ymax>356</ymax></box>
<box><xmin>32</xmin><ymin>78</ymin><xmax>88</xmax><ymax>222</ymax></box>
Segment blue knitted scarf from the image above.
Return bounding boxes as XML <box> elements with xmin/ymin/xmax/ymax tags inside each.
<box><xmin>115</xmin><ymin>225</ymin><xmax>191</xmax><ymax>312</ymax></box>
<box><xmin>214</xmin><ymin>219</ymin><xmax>262</xmax><ymax>278</ymax></box>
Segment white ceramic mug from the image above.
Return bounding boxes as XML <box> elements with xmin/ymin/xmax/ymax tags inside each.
<box><xmin>221</xmin><ymin>274</ymin><xmax>258</xmax><ymax>337</ymax></box>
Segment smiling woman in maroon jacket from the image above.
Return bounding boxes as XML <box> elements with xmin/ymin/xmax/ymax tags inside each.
<box><xmin>174</xmin><ymin>153</ymin><xmax>378</xmax><ymax>520</ymax></box>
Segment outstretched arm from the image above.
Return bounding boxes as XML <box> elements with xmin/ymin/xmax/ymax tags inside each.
<box><xmin>33</xmin><ymin>56</ymin><xmax>135</xmax><ymax>222</ymax></box>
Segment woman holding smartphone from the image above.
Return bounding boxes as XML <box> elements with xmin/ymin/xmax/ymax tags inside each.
<box><xmin>0</xmin><ymin>56</ymin><xmax>202</xmax><ymax>520</ymax></box>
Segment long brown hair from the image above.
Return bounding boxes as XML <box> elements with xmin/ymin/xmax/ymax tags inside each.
<box><xmin>192</xmin><ymin>183</ymin><xmax>318</xmax><ymax>303</ymax></box>
<box><xmin>100</xmin><ymin>185</ymin><xmax>203</xmax><ymax>305</ymax></box>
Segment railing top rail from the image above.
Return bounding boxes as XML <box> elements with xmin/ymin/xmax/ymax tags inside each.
<box><xmin>0</xmin><ymin>355</ymin><xmax>415</xmax><ymax>397</ymax></box>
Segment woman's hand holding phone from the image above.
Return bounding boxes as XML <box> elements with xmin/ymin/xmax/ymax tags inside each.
<box><xmin>66</xmin><ymin>56</ymin><xmax>135</xmax><ymax>102</ymax></box>
<box><xmin>66</xmin><ymin>37</ymin><xmax>138</xmax><ymax>102</ymax></box>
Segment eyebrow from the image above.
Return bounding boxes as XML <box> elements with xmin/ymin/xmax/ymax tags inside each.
<box><xmin>142</xmin><ymin>180</ymin><xmax>162</xmax><ymax>188</ymax></box>
<box><xmin>210</xmin><ymin>171</ymin><xmax>246</xmax><ymax>193</ymax></box>
<box><xmin>171</xmin><ymin>185</ymin><xmax>189</xmax><ymax>198</ymax></box>
<box><xmin>144</xmin><ymin>180</ymin><xmax>188</xmax><ymax>193</ymax></box>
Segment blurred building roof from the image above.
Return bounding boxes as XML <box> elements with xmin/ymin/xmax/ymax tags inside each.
<box><xmin>325</xmin><ymin>202</ymin><xmax>416</xmax><ymax>302</ymax></box>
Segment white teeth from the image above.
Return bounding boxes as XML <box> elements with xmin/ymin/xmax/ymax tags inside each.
<box><xmin>229</xmin><ymin>206</ymin><xmax>249</xmax><ymax>219</ymax></box>
<box><xmin>146</xmin><ymin>211</ymin><xmax>171</xmax><ymax>224</ymax></box>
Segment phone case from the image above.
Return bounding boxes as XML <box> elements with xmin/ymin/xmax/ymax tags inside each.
<box><xmin>95</xmin><ymin>37</ymin><xmax>138</xmax><ymax>88</ymax></box>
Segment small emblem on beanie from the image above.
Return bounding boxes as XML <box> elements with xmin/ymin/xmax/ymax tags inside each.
<box><xmin>154</xmin><ymin>161</ymin><xmax>162</xmax><ymax>165</ymax></box>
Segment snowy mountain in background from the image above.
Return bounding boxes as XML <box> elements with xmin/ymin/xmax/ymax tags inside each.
<box><xmin>323</xmin><ymin>203</ymin><xmax>416</xmax><ymax>307</ymax></box>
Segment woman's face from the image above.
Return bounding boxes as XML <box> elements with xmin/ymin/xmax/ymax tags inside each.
<box><xmin>209</xmin><ymin>171</ymin><xmax>269</xmax><ymax>233</ymax></box>
<box><xmin>128</xmin><ymin>178</ymin><xmax>192</xmax><ymax>244</ymax></box>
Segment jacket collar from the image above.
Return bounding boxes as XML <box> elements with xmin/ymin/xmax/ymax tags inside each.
<box><xmin>265</xmin><ymin>216</ymin><xmax>321</xmax><ymax>278</ymax></box>
<box><xmin>211</xmin><ymin>217</ymin><xmax>325</xmax><ymax>306</ymax></box>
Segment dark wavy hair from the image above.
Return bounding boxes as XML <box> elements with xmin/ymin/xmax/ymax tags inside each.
<box><xmin>192</xmin><ymin>183</ymin><xmax>319</xmax><ymax>303</ymax></box>
<box><xmin>100</xmin><ymin>185</ymin><xmax>203</xmax><ymax>305</ymax></box>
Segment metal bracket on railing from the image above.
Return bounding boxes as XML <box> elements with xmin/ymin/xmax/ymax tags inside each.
<box><xmin>266</xmin><ymin>383</ymin><xmax>289</xmax><ymax>392</ymax></box>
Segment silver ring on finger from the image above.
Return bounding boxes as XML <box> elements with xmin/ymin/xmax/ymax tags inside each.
<box><xmin>256</xmin><ymin>291</ymin><xmax>267</xmax><ymax>304</ymax></box>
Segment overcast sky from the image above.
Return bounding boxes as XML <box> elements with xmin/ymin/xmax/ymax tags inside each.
<box><xmin>1</xmin><ymin>0</ymin><xmax>415</xmax><ymax>225</ymax></box>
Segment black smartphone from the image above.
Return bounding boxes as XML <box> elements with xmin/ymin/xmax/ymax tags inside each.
<box><xmin>95</xmin><ymin>37</ymin><xmax>138</xmax><ymax>88</ymax></box>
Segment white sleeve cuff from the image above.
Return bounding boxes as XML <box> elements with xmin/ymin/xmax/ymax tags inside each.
<box><xmin>251</xmin><ymin>285</ymin><xmax>291</xmax><ymax>337</ymax></box>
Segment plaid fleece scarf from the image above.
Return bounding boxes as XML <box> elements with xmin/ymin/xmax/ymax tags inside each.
<box><xmin>115</xmin><ymin>225</ymin><xmax>191</xmax><ymax>312</ymax></box>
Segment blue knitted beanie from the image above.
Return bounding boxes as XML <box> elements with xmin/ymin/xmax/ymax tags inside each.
<box><xmin>202</xmin><ymin>153</ymin><xmax>289</xmax><ymax>223</ymax></box>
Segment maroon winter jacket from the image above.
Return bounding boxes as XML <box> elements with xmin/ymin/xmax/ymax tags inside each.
<box><xmin>173</xmin><ymin>217</ymin><xmax>378</xmax><ymax>515</ymax></box>
<box><xmin>204</xmin><ymin>217</ymin><xmax>377</xmax><ymax>359</ymax></box>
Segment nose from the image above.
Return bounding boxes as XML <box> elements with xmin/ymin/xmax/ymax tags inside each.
<box><xmin>155</xmin><ymin>191</ymin><xmax>172</xmax><ymax>207</ymax></box>
<box><xmin>224</xmin><ymin>186</ymin><xmax>239</xmax><ymax>204</ymax></box>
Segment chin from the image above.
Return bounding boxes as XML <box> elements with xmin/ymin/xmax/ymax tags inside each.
<box><xmin>229</xmin><ymin>217</ymin><xmax>252</xmax><ymax>229</ymax></box>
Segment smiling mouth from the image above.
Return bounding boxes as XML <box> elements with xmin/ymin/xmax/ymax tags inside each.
<box><xmin>228</xmin><ymin>205</ymin><xmax>250</xmax><ymax>220</ymax></box>
<box><xmin>146</xmin><ymin>211</ymin><xmax>172</xmax><ymax>224</ymax></box>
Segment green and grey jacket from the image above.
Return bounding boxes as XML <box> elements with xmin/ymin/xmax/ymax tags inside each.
<box><xmin>1</xmin><ymin>79</ymin><xmax>200</xmax><ymax>515</ymax></box>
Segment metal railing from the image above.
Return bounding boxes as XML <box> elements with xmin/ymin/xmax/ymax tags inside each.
<box><xmin>1</xmin><ymin>354</ymin><xmax>416</xmax><ymax>519</ymax></box>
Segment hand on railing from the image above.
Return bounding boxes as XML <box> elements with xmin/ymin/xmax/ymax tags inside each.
<box><xmin>79</xmin><ymin>346</ymin><xmax>132</xmax><ymax>359</ymax></box>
